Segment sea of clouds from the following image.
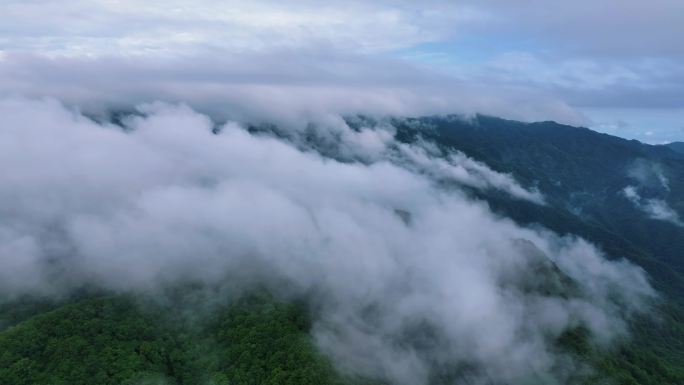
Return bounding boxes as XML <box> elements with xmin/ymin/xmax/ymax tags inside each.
<box><xmin>0</xmin><ymin>97</ymin><xmax>655</xmax><ymax>384</ymax></box>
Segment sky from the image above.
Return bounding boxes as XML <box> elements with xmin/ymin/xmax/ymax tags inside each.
<box><xmin>1</xmin><ymin>0</ymin><xmax>683</xmax><ymax>143</ymax></box>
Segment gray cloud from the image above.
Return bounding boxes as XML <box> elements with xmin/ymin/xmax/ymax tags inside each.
<box><xmin>0</xmin><ymin>97</ymin><xmax>655</xmax><ymax>384</ymax></box>
<box><xmin>3</xmin><ymin>0</ymin><xmax>684</xmax><ymax>134</ymax></box>
<box><xmin>0</xmin><ymin>53</ymin><xmax>587</xmax><ymax>126</ymax></box>
<box><xmin>3</xmin><ymin>1</ymin><xmax>684</xmax><ymax>111</ymax></box>
<box><xmin>465</xmin><ymin>0</ymin><xmax>684</xmax><ymax>58</ymax></box>
<box><xmin>0</xmin><ymin>0</ymin><xmax>471</xmax><ymax>56</ymax></box>
<box><xmin>2</xmin><ymin>1</ymin><xmax>682</xmax><ymax>58</ymax></box>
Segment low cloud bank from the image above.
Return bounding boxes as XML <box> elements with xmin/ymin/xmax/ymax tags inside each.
<box><xmin>622</xmin><ymin>160</ymin><xmax>682</xmax><ymax>227</ymax></box>
<box><xmin>0</xmin><ymin>53</ymin><xmax>586</xmax><ymax>127</ymax></box>
<box><xmin>0</xmin><ymin>98</ymin><xmax>654</xmax><ymax>384</ymax></box>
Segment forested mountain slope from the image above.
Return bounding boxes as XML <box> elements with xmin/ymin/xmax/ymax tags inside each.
<box><xmin>389</xmin><ymin>115</ymin><xmax>684</xmax><ymax>298</ymax></box>
<box><xmin>2</xmin><ymin>111</ymin><xmax>684</xmax><ymax>385</ymax></box>
<box><xmin>667</xmin><ymin>142</ymin><xmax>684</xmax><ymax>155</ymax></box>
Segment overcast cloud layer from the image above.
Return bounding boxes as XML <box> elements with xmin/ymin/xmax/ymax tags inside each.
<box><xmin>1</xmin><ymin>1</ymin><xmax>684</xmax><ymax>141</ymax></box>
<box><xmin>0</xmin><ymin>98</ymin><xmax>656</xmax><ymax>384</ymax></box>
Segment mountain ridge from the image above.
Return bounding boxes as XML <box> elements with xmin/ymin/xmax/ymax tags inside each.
<box><xmin>666</xmin><ymin>141</ymin><xmax>684</xmax><ymax>154</ymax></box>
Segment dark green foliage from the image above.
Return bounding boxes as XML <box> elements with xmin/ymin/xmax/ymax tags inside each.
<box><xmin>0</xmin><ymin>296</ymin><xmax>62</xmax><ymax>332</ymax></box>
<box><xmin>0</xmin><ymin>294</ymin><xmax>348</xmax><ymax>385</ymax></box>
<box><xmin>557</xmin><ymin>313</ymin><xmax>684</xmax><ymax>385</ymax></box>
<box><xmin>207</xmin><ymin>294</ymin><xmax>344</xmax><ymax>385</ymax></box>
<box><xmin>0</xmin><ymin>297</ymin><xmax>172</xmax><ymax>385</ymax></box>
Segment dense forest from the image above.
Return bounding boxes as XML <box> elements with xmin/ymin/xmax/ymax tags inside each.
<box><xmin>2</xmin><ymin>290</ymin><xmax>684</xmax><ymax>385</ymax></box>
<box><xmin>0</xmin><ymin>292</ymin><xmax>351</xmax><ymax>385</ymax></box>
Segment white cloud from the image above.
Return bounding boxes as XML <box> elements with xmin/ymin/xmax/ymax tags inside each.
<box><xmin>623</xmin><ymin>160</ymin><xmax>682</xmax><ymax>226</ymax></box>
<box><xmin>3</xmin><ymin>1</ymin><xmax>683</xmax><ymax>59</ymax></box>
<box><xmin>0</xmin><ymin>97</ymin><xmax>655</xmax><ymax>384</ymax></box>
<box><xmin>0</xmin><ymin>0</ymin><xmax>477</xmax><ymax>57</ymax></box>
<box><xmin>622</xmin><ymin>186</ymin><xmax>682</xmax><ymax>227</ymax></box>
<box><xmin>642</xmin><ymin>199</ymin><xmax>683</xmax><ymax>225</ymax></box>
<box><xmin>392</xmin><ymin>138</ymin><xmax>545</xmax><ymax>203</ymax></box>
<box><xmin>628</xmin><ymin>159</ymin><xmax>671</xmax><ymax>191</ymax></box>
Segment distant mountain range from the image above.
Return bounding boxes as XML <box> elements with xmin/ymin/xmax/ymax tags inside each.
<box><xmin>667</xmin><ymin>141</ymin><xmax>684</xmax><ymax>154</ymax></box>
